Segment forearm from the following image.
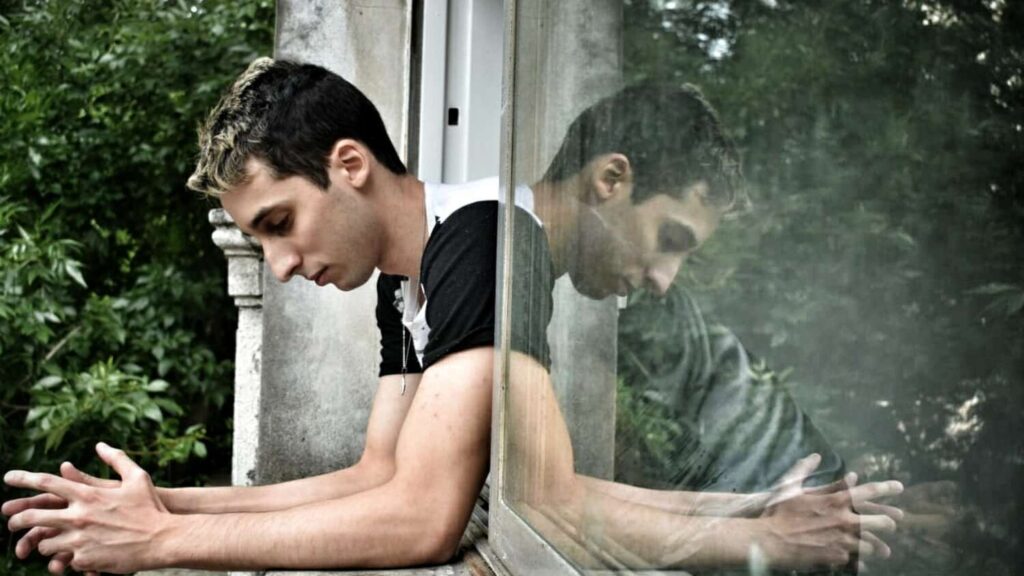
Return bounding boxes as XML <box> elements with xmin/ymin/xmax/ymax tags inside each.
<box><xmin>531</xmin><ymin>477</ymin><xmax>763</xmax><ymax>569</ymax></box>
<box><xmin>157</xmin><ymin>479</ymin><xmax>458</xmax><ymax>570</ymax></box>
<box><xmin>157</xmin><ymin>458</ymin><xmax>393</xmax><ymax>514</ymax></box>
<box><xmin>577</xmin><ymin>474</ymin><xmax>769</xmax><ymax>518</ymax></box>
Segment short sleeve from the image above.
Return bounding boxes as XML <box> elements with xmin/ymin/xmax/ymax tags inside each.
<box><xmin>419</xmin><ymin>203</ymin><xmax>500</xmax><ymax>369</ymax></box>
<box><xmin>418</xmin><ymin>201</ymin><xmax>553</xmax><ymax>371</ymax></box>
<box><xmin>508</xmin><ymin>206</ymin><xmax>554</xmax><ymax>370</ymax></box>
<box><xmin>376</xmin><ymin>273</ymin><xmax>423</xmax><ymax>377</ymax></box>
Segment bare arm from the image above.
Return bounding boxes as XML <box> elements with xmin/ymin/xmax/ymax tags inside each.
<box><xmin>9</xmin><ymin>373</ymin><xmax>422</xmax><ymax>518</ymax></box>
<box><xmin>158</xmin><ymin>373</ymin><xmax>422</xmax><ymax>514</ymax></box>
<box><xmin>4</xmin><ymin>348</ymin><xmax>492</xmax><ymax>573</ymax></box>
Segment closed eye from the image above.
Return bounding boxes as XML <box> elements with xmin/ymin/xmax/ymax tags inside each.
<box><xmin>657</xmin><ymin>221</ymin><xmax>697</xmax><ymax>253</ymax></box>
<box><xmin>265</xmin><ymin>215</ymin><xmax>291</xmax><ymax>235</ymax></box>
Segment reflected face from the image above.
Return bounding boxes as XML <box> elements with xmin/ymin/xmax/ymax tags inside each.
<box><xmin>220</xmin><ymin>159</ymin><xmax>383</xmax><ymax>290</ymax></box>
<box><xmin>569</xmin><ymin>181</ymin><xmax>721</xmax><ymax>299</ymax></box>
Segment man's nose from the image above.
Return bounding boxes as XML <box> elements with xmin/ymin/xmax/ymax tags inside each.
<box><xmin>645</xmin><ymin>255</ymin><xmax>685</xmax><ymax>296</ymax></box>
<box><xmin>263</xmin><ymin>241</ymin><xmax>301</xmax><ymax>282</ymax></box>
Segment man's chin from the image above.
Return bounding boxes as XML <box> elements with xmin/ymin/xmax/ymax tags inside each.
<box><xmin>334</xmin><ymin>269</ymin><xmax>375</xmax><ymax>292</ymax></box>
<box><xmin>568</xmin><ymin>275</ymin><xmax>615</xmax><ymax>301</ymax></box>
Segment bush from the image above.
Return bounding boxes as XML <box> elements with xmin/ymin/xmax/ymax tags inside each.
<box><xmin>1</xmin><ymin>0</ymin><xmax>273</xmax><ymax>573</ymax></box>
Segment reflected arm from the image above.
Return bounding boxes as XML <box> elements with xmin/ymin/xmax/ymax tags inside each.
<box><xmin>504</xmin><ymin>351</ymin><xmax>872</xmax><ymax>571</ymax></box>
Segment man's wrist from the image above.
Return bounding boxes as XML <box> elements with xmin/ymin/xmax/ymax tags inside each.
<box><xmin>155</xmin><ymin>486</ymin><xmax>176</xmax><ymax>512</ymax></box>
<box><xmin>151</xmin><ymin>512</ymin><xmax>188</xmax><ymax>569</ymax></box>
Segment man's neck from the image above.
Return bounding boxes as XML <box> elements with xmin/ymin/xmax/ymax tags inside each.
<box><xmin>529</xmin><ymin>178</ymin><xmax>581</xmax><ymax>279</ymax></box>
<box><xmin>374</xmin><ymin>172</ymin><xmax>427</xmax><ymax>278</ymax></box>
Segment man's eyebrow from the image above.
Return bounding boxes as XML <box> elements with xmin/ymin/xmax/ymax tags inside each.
<box><xmin>248</xmin><ymin>204</ymin><xmax>280</xmax><ymax>232</ymax></box>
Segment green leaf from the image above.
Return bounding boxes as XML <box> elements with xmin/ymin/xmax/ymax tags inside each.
<box><xmin>142</xmin><ymin>403</ymin><xmax>163</xmax><ymax>423</ymax></box>
<box><xmin>64</xmin><ymin>261</ymin><xmax>87</xmax><ymax>288</ymax></box>
<box><xmin>25</xmin><ymin>406</ymin><xmax>48</xmax><ymax>424</ymax></box>
<box><xmin>192</xmin><ymin>441</ymin><xmax>207</xmax><ymax>458</ymax></box>
<box><xmin>145</xmin><ymin>379</ymin><xmax>169</xmax><ymax>393</ymax></box>
<box><xmin>16</xmin><ymin>444</ymin><xmax>35</xmax><ymax>464</ymax></box>
<box><xmin>33</xmin><ymin>375</ymin><xmax>63</xmax><ymax>389</ymax></box>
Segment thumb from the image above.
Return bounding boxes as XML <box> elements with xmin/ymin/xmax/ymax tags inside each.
<box><xmin>95</xmin><ymin>442</ymin><xmax>145</xmax><ymax>482</ymax></box>
<box><xmin>769</xmin><ymin>453</ymin><xmax>822</xmax><ymax>505</ymax></box>
<box><xmin>60</xmin><ymin>461</ymin><xmax>120</xmax><ymax>488</ymax></box>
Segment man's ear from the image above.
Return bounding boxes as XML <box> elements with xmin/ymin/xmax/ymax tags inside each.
<box><xmin>584</xmin><ymin>153</ymin><xmax>632</xmax><ymax>205</ymax></box>
<box><xmin>327</xmin><ymin>139</ymin><xmax>372</xmax><ymax>189</ymax></box>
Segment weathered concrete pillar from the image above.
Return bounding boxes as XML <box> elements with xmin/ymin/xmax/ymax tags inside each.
<box><xmin>249</xmin><ymin>0</ymin><xmax>411</xmax><ymax>484</ymax></box>
<box><xmin>209</xmin><ymin>210</ymin><xmax>264</xmax><ymax>488</ymax></box>
<box><xmin>511</xmin><ymin>0</ymin><xmax>624</xmax><ymax>480</ymax></box>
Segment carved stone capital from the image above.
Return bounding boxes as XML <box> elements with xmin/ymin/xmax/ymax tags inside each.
<box><xmin>209</xmin><ymin>208</ymin><xmax>263</xmax><ymax>307</ymax></box>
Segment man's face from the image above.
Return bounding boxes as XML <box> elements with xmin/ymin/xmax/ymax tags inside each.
<box><xmin>568</xmin><ymin>180</ymin><xmax>721</xmax><ymax>299</ymax></box>
<box><xmin>220</xmin><ymin>158</ymin><xmax>383</xmax><ymax>290</ymax></box>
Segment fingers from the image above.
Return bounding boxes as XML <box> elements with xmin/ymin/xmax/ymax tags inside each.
<box><xmin>8</xmin><ymin>508</ymin><xmax>73</xmax><ymax>532</ymax></box>
<box><xmin>860</xmin><ymin>530</ymin><xmax>891</xmax><ymax>559</ymax></box>
<box><xmin>4</xmin><ymin>471</ymin><xmax>86</xmax><ymax>502</ymax></box>
<box><xmin>805</xmin><ymin>472</ymin><xmax>857</xmax><ymax>497</ymax></box>
<box><xmin>2</xmin><ymin>493</ymin><xmax>67</xmax><ymax>517</ymax></box>
<box><xmin>96</xmin><ymin>442</ymin><xmax>146</xmax><ymax>482</ymax></box>
<box><xmin>850</xmin><ymin>480</ymin><xmax>904</xmax><ymax>504</ymax></box>
<box><xmin>48</xmin><ymin>552</ymin><xmax>72</xmax><ymax>576</ymax></box>
<box><xmin>855</xmin><ymin>499</ymin><xmax>904</xmax><ymax>521</ymax></box>
<box><xmin>60</xmin><ymin>461</ymin><xmax>119</xmax><ymax>489</ymax></box>
<box><xmin>857</xmin><ymin>512</ymin><xmax>898</xmax><ymax>533</ymax></box>
<box><xmin>37</xmin><ymin>530</ymin><xmax>76</xmax><ymax>557</ymax></box>
<box><xmin>16</xmin><ymin>526</ymin><xmax>60</xmax><ymax>559</ymax></box>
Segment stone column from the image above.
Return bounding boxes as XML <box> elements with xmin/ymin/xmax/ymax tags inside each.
<box><xmin>209</xmin><ymin>209</ymin><xmax>263</xmax><ymax>487</ymax></box>
<box><xmin>247</xmin><ymin>0</ymin><xmax>411</xmax><ymax>484</ymax></box>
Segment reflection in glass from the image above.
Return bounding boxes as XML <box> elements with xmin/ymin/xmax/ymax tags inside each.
<box><xmin>499</xmin><ymin>1</ymin><xmax>1022</xmax><ymax>574</ymax></box>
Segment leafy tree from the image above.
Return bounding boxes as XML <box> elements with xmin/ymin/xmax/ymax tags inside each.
<box><xmin>1</xmin><ymin>1</ymin><xmax>273</xmax><ymax>573</ymax></box>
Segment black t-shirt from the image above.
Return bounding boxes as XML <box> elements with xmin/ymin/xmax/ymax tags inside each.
<box><xmin>377</xmin><ymin>201</ymin><xmax>554</xmax><ymax>376</ymax></box>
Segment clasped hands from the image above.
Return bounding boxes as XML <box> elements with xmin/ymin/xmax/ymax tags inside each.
<box><xmin>754</xmin><ymin>453</ymin><xmax>905</xmax><ymax>572</ymax></box>
<box><xmin>3</xmin><ymin>442</ymin><xmax>171</xmax><ymax>575</ymax></box>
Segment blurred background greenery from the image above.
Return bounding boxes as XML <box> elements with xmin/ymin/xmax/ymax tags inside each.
<box><xmin>1</xmin><ymin>0</ymin><xmax>272</xmax><ymax>572</ymax></box>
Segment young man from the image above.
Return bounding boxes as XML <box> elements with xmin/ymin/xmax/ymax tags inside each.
<box><xmin>4</xmin><ymin>58</ymin><xmax>901</xmax><ymax>573</ymax></box>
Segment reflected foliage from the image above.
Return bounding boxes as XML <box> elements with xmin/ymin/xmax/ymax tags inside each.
<box><xmin>619</xmin><ymin>0</ymin><xmax>1023</xmax><ymax>573</ymax></box>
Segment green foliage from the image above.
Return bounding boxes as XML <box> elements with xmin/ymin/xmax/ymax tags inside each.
<box><xmin>1</xmin><ymin>0</ymin><xmax>272</xmax><ymax>572</ymax></box>
<box><xmin>0</xmin><ymin>196</ymin><xmax>223</xmax><ymax>475</ymax></box>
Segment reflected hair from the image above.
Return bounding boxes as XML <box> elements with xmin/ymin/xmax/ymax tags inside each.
<box><xmin>187</xmin><ymin>58</ymin><xmax>406</xmax><ymax>197</ymax></box>
<box><xmin>542</xmin><ymin>84</ymin><xmax>746</xmax><ymax>212</ymax></box>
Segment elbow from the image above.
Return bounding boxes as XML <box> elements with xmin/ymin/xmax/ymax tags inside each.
<box><xmin>399</xmin><ymin>498</ymin><xmax>472</xmax><ymax>565</ymax></box>
<box><xmin>416</xmin><ymin>519</ymin><xmax>468</xmax><ymax>565</ymax></box>
<box><xmin>354</xmin><ymin>452</ymin><xmax>397</xmax><ymax>487</ymax></box>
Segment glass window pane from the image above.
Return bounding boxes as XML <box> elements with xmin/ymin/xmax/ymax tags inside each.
<box><xmin>499</xmin><ymin>0</ymin><xmax>1023</xmax><ymax>573</ymax></box>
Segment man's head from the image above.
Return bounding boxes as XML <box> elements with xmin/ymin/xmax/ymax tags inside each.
<box><xmin>187</xmin><ymin>57</ymin><xmax>405</xmax><ymax>197</ymax></box>
<box><xmin>189</xmin><ymin>58</ymin><xmax>407</xmax><ymax>288</ymax></box>
<box><xmin>541</xmin><ymin>84</ymin><xmax>745</xmax><ymax>298</ymax></box>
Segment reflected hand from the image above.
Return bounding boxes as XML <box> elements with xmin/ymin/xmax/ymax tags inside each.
<box><xmin>757</xmin><ymin>454</ymin><xmax>903</xmax><ymax>572</ymax></box>
<box><xmin>889</xmin><ymin>481</ymin><xmax>959</xmax><ymax>563</ymax></box>
<box><xmin>4</xmin><ymin>443</ymin><xmax>169</xmax><ymax>574</ymax></box>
